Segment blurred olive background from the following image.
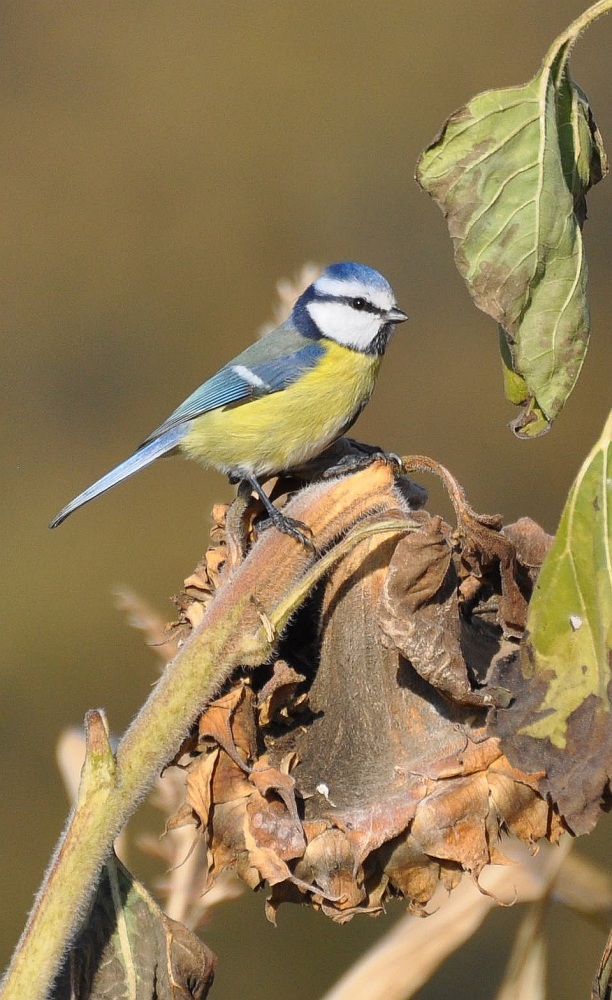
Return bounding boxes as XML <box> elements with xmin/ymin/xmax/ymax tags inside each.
<box><xmin>2</xmin><ymin>3</ymin><xmax>611</xmax><ymax>997</ymax></box>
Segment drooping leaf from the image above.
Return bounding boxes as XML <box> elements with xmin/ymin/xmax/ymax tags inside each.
<box><xmin>521</xmin><ymin>409</ymin><xmax>612</xmax><ymax>744</ymax></box>
<box><xmin>490</xmin><ymin>410</ymin><xmax>612</xmax><ymax>833</ymax></box>
<box><xmin>556</xmin><ymin>76</ymin><xmax>607</xmax><ymax>224</ymax></box>
<box><xmin>416</xmin><ymin>4</ymin><xmax>608</xmax><ymax>436</ymax></box>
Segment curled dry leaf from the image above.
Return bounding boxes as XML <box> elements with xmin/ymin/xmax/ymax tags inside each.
<box><xmin>163</xmin><ymin>450</ymin><xmax>573</xmax><ymax>921</ymax></box>
<box><xmin>379</xmin><ymin>514</ymin><xmax>508</xmax><ymax>707</ymax></box>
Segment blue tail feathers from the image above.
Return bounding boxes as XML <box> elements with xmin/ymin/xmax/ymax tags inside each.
<box><xmin>49</xmin><ymin>426</ymin><xmax>186</xmax><ymax>528</ymax></box>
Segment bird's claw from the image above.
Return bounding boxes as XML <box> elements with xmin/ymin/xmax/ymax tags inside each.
<box><xmin>256</xmin><ymin>511</ymin><xmax>316</xmax><ymax>550</ymax></box>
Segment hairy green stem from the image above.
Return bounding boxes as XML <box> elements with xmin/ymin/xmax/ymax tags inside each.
<box><xmin>543</xmin><ymin>0</ymin><xmax>612</xmax><ymax>75</ymax></box>
<box><xmin>0</xmin><ymin>591</ymin><xmax>249</xmax><ymax>1000</ymax></box>
<box><xmin>0</xmin><ymin>511</ymin><xmax>413</xmax><ymax>1000</ymax></box>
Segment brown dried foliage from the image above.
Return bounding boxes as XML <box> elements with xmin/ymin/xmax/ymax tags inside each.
<box><xmin>165</xmin><ymin>448</ymin><xmax>564</xmax><ymax>922</ymax></box>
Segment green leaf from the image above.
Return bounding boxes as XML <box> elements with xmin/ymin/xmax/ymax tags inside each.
<box><xmin>498</xmin><ymin>328</ymin><xmax>550</xmax><ymax>437</ymax></box>
<box><xmin>489</xmin><ymin>409</ymin><xmax>612</xmax><ymax>833</ymax></box>
<box><xmin>556</xmin><ymin>75</ymin><xmax>607</xmax><ymax>223</ymax></box>
<box><xmin>416</xmin><ymin>3</ymin><xmax>609</xmax><ymax>437</ymax></box>
<box><xmin>521</xmin><ymin>408</ymin><xmax>612</xmax><ymax>747</ymax></box>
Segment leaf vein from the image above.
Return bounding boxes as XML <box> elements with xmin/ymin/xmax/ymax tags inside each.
<box><xmin>466</xmin><ymin>162</ymin><xmax>540</xmax><ymax>259</ymax></box>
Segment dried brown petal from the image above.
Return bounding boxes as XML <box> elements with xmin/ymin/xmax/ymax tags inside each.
<box><xmin>197</xmin><ymin>685</ymin><xmax>257</xmax><ymax>768</ymax></box>
<box><xmin>257</xmin><ymin>660</ymin><xmax>306</xmax><ymax>727</ymax></box>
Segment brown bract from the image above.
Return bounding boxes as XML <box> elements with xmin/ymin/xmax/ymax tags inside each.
<box><xmin>166</xmin><ymin>451</ymin><xmax>564</xmax><ymax>921</ymax></box>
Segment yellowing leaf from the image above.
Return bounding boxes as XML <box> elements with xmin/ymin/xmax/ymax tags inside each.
<box><xmin>521</xmin><ymin>409</ymin><xmax>612</xmax><ymax>746</ymax></box>
<box><xmin>416</xmin><ymin>3</ymin><xmax>608</xmax><ymax>436</ymax></box>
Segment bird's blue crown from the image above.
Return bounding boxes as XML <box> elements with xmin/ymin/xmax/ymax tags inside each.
<box><xmin>292</xmin><ymin>261</ymin><xmax>393</xmax><ymax>338</ymax></box>
<box><xmin>320</xmin><ymin>261</ymin><xmax>393</xmax><ymax>293</ymax></box>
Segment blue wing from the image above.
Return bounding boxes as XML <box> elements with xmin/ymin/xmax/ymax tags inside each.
<box><xmin>50</xmin><ymin>324</ymin><xmax>325</xmax><ymax>528</ymax></box>
<box><xmin>140</xmin><ymin>333</ymin><xmax>325</xmax><ymax>444</ymax></box>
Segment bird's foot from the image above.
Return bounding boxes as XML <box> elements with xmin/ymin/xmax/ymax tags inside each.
<box><xmin>240</xmin><ymin>474</ymin><xmax>316</xmax><ymax>550</ymax></box>
<box><xmin>255</xmin><ymin>509</ymin><xmax>316</xmax><ymax>550</ymax></box>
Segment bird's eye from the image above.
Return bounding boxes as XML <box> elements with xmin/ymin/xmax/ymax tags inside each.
<box><xmin>352</xmin><ymin>297</ymin><xmax>367</xmax><ymax>311</ymax></box>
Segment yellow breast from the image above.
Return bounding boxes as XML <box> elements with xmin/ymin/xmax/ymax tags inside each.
<box><xmin>180</xmin><ymin>341</ymin><xmax>382</xmax><ymax>477</ymax></box>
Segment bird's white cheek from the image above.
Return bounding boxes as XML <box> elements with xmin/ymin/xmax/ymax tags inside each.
<box><xmin>307</xmin><ymin>301</ymin><xmax>379</xmax><ymax>351</ymax></box>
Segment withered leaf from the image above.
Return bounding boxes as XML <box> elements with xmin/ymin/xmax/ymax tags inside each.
<box><xmin>198</xmin><ymin>684</ymin><xmax>256</xmax><ymax>770</ymax></box>
<box><xmin>52</xmin><ymin>855</ymin><xmax>215</xmax><ymax>1000</ymax></box>
<box><xmin>382</xmin><ymin>515</ymin><xmax>452</xmax><ymax>611</ymax></box>
<box><xmin>454</xmin><ymin>497</ymin><xmax>528</xmax><ymax>637</ymax></box>
<box><xmin>257</xmin><ymin>660</ymin><xmax>306</xmax><ymax>726</ymax></box>
<box><xmin>502</xmin><ymin>518</ymin><xmax>554</xmax><ymax>576</ymax></box>
<box><xmin>245</xmin><ymin>791</ymin><xmax>305</xmax><ymax>863</ymax></box>
<box><xmin>293</xmin><ymin>827</ymin><xmax>367</xmax><ymax>912</ymax></box>
<box><xmin>185</xmin><ymin>750</ymin><xmax>219</xmax><ymax>829</ymax></box>
<box><xmin>379</xmin><ymin>522</ymin><xmax>503</xmax><ymax>706</ymax></box>
<box><xmin>402</xmin><ymin>457</ymin><xmax>530</xmax><ymax>635</ymax></box>
<box><xmin>249</xmin><ymin>758</ymin><xmax>301</xmax><ymax>823</ymax></box>
<box><xmin>377</xmin><ymin>833</ymin><xmax>452</xmax><ymax>906</ymax></box>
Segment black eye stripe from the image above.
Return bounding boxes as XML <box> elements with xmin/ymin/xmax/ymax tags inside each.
<box><xmin>315</xmin><ymin>294</ymin><xmax>384</xmax><ymax>316</ymax></box>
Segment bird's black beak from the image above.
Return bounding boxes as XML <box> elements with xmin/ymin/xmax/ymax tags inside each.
<box><xmin>385</xmin><ymin>306</ymin><xmax>408</xmax><ymax>324</ymax></box>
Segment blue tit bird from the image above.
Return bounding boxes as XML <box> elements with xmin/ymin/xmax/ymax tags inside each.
<box><xmin>49</xmin><ymin>261</ymin><xmax>407</xmax><ymax>542</ymax></box>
